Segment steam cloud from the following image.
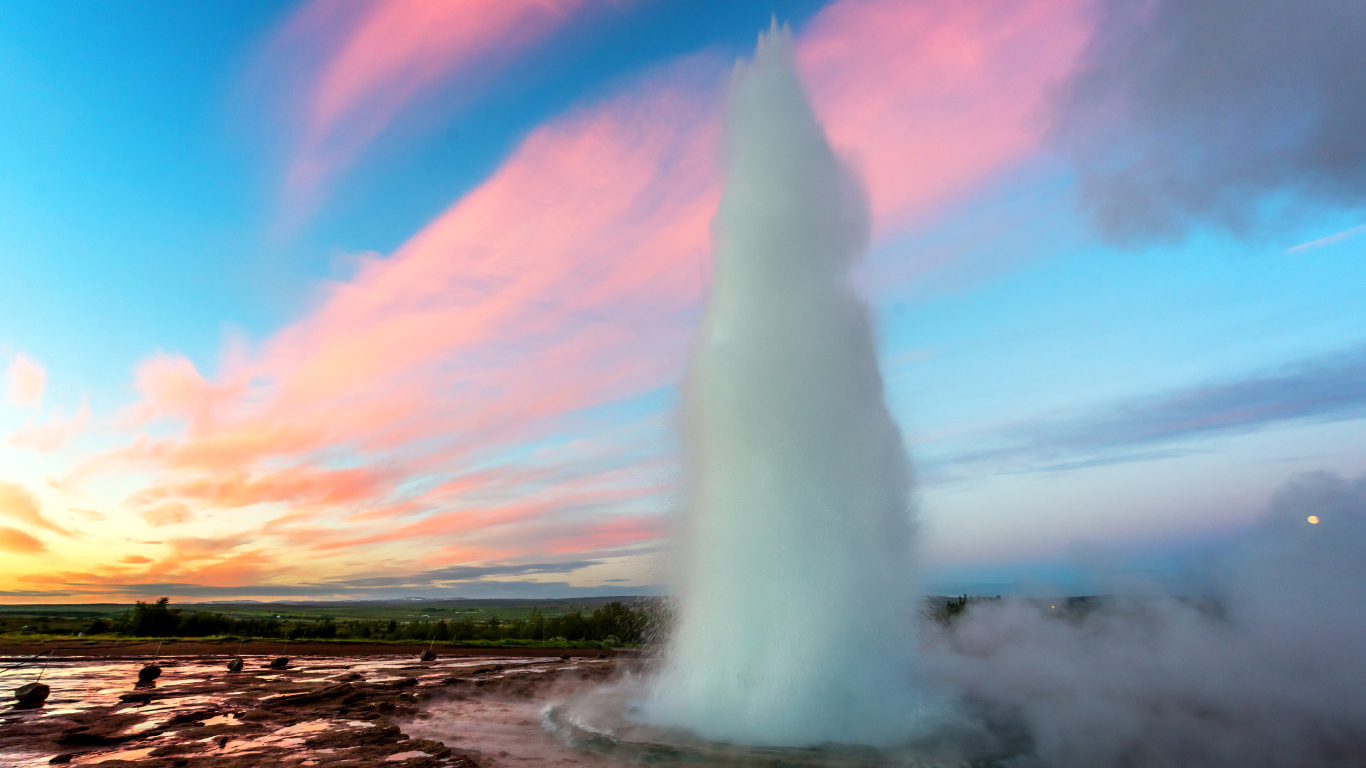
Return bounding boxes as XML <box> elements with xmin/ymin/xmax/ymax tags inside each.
<box><xmin>925</xmin><ymin>470</ymin><xmax>1366</xmax><ymax>766</ymax></box>
<box><xmin>1054</xmin><ymin>0</ymin><xmax>1366</xmax><ymax>243</ymax></box>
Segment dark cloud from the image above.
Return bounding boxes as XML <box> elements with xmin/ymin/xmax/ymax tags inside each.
<box><xmin>43</xmin><ymin>560</ymin><xmax>652</xmax><ymax>601</ymax></box>
<box><xmin>935</xmin><ymin>343</ymin><xmax>1366</xmax><ymax>476</ymax></box>
<box><xmin>0</xmin><ymin>589</ymin><xmax>75</xmax><ymax>598</ymax></box>
<box><xmin>89</xmin><ymin>580</ymin><xmax>662</xmax><ymax>600</ymax></box>
<box><xmin>1054</xmin><ymin>0</ymin><xmax>1366</xmax><ymax>243</ymax></box>
<box><xmin>326</xmin><ymin>561</ymin><xmax>603</xmax><ymax>589</ymax></box>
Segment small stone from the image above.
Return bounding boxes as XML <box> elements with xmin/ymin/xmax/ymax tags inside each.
<box><xmin>559</xmin><ymin>654</ymin><xmax>571</xmax><ymax>661</ymax></box>
<box><xmin>226</xmin><ymin>658</ymin><xmax>244</xmax><ymax>673</ymax></box>
<box><xmin>137</xmin><ymin>664</ymin><xmax>162</xmax><ymax>684</ymax></box>
<box><xmin>14</xmin><ymin>681</ymin><xmax>50</xmax><ymax>707</ymax></box>
<box><xmin>269</xmin><ymin>657</ymin><xmax>290</xmax><ymax>669</ymax></box>
<box><xmin>418</xmin><ymin>649</ymin><xmax>437</xmax><ymax>662</ymax></box>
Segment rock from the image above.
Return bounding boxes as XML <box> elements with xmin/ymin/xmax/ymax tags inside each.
<box><xmin>166</xmin><ymin>708</ymin><xmax>220</xmax><ymax>726</ymax></box>
<box><xmin>419</xmin><ymin>649</ymin><xmax>437</xmax><ymax>662</ymax></box>
<box><xmin>57</xmin><ymin>725</ymin><xmax>126</xmax><ymax>746</ymax></box>
<box><xmin>137</xmin><ymin>664</ymin><xmax>162</xmax><ymax>684</ymax></box>
<box><xmin>14</xmin><ymin>682</ymin><xmax>50</xmax><ymax>707</ymax></box>
<box><xmin>264</xmin><ymin>682</ymin><xmax>354</xmax><ymax>707</ymax></box>
<box><xmin>118</xmin><ymin>692</ymin><xmax>154</xmax><ymax>704</ymax></box>
<box><xmin>226</xmin><ymin>658</ymin><xmax>244</xmax><ymax>673</ymax></box>
<box><xmin>559</xmin><ymin>654</ymin><xmax>571</xmax><ymax>661</ymax></box>
<box><xmin>269</xmin><ymin>657</ymin><xmax>289</xmax><ymax>669</ymax></box>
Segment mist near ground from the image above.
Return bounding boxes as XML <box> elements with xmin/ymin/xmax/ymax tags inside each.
<box><xmin>923</xmin><ymin>470</ymin><xmax>1366</xmax><ymax>767</ymax></box>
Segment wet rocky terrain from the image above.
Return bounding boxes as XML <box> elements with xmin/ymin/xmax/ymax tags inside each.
<box><xmin>1</xmin><ymin>650</ymin><xmax>620</xmax><ymax>768</ymax></box>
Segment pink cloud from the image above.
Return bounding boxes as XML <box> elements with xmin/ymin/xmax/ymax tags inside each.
<box><xmin>262</xmin><ymin>0</ymin><xmax>600</xmax><ymax>227</ymax></box>
<box><xmin>799</xmin><ymin>0</ymin><xmax>1090</xmax><ymax>235</ymax></box>
<box><xmin>7</xmin><ymin>354</ymin><xmax>45</xmax><ymax>407</ymax></box>
<box><xmin>55</xmin><ymin>0</ymin><xmax>1095</xmax><ymax>593</ymax></box>
<box><xmin>140</xmin><ymin>502</ymin><xmax>193</xmax><ymax>527</ymax></box>
<box><xmin>8</xmin><ymin>401</ymin><xmax>90</xmax><ymax>452</ymax></box>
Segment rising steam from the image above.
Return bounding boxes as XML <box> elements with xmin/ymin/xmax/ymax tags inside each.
<box><xmin>923</xmin><ymin>470</ymin><xmax>1366</xmax><ymax>767</ymax></box>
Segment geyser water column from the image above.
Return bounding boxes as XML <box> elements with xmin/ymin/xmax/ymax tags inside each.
<box><xmin>643</xmin><ymin>25</ymin><xmax>931</xmax><ymax>747</ymax></box>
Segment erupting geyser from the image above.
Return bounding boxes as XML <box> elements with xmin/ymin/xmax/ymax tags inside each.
<box><xmin>639</xmin><ymin>25</ymin><xmax>937</xmax><ymax>747</ymax></box>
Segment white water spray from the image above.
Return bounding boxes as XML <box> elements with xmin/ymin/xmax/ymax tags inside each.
<box><xmin>642</xmin><ymin>25</ymin><xmax>933</xmax><ymax>747</ymax></box>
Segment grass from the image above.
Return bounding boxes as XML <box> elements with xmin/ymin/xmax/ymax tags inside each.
<box><xmin>0</xmin><ymin>631</ymin><xmax>621</xmax><ymax>650</ymax></box>
<box><xmin>0</xmin><ymin>597</ymin><xmax>649</xmax><ymax>626</ymax></box>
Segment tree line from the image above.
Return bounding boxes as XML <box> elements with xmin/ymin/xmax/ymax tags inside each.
<box><xmin>91</xmin><ymin>597</ymin><xmax>654</xmax><ymax>645</ymax></box>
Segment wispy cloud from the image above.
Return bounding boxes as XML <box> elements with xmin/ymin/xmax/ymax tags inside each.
<box><xmin>30</xmin><ymin>559</ymin><xmax>650</xmax><ymax>601</ymax></box>
<box><xmin>0</xmin><ymin>481</ymin><xmax>72</xmax><ymax>538</ymax></box>
<box><xmin>932</xmin><ymin>343</ymin><xmax>1366</xmax><ymax>477</ymax></box>
<box><xmin>0</xmin><ymin>527</ymin><xmax>46</xmax><ymax>554</ymax></box>
<box><xmin>1287</xmin><ymin>223</ymin><xmax>1366</xmax><ymax>253</ymax></box>
<box><xmin>257</xmin><ymin>0</ymin><xmax>599</xmax><ymax>229</ymax></box>
<box><xmin>8</xmin><ymin>400</ymin><xmax>90</xmax><ymax>452</ymax></box>
<box><xmin>6</xmin><ymin>354</ymin><xmax>45</xmax><ymax>407</ymax></box>
<box><xmin>324</xmin><ymin>560</ymin><xmax>602</xmax><ymax>589</ymax></box>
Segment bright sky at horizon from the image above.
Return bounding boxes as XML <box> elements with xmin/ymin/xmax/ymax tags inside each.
<box><xmin>2</xmin><ymin>0</ymin><xmax>1364</xmax><ymax>602</ymax></box>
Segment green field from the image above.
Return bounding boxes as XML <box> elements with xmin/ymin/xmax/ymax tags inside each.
<box><xmin>0</xmin><ymin>596</ymin><xmax>648</xmax><ymax>624</ymax></box>
<box><xmin>0</xmin><ymin>596</ymin><xmax>658</xmax><ymax>645</ymax></box>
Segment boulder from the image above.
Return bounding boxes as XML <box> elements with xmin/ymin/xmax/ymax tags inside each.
<box><xmin>137</xmin><ymin>665</ymin><xmax>161</xmax><ymax>684</ymax></box>
<box><xmin>418</xmin><ymin>649</ymin><xmax>437</xmax><ymax>662</ymax></box>
<box><xmin>226</xmin><ymin>658</ymin><xmax>244</xmax><ymax>673</ymax></box>
<box><xmin>269</xmin><ymin>657</ymin><xmax>289</xmax><ymax>669</ymax></box>
<box><xmin>13</xmin><ymin>682</ymin><xmax>50</xmax><ymax>707</ymax></box>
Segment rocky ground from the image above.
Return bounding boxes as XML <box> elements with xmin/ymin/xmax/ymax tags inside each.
<box><xmin>1</xmin><ymin>651</ymin><xmax>621</xmax><ymax>768</ymax></box>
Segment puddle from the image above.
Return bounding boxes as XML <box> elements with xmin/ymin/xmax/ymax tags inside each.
<box><xmin>0</xmin><ymin>652</ymin><xmax>617</xmax><ymax>768</ymax></box>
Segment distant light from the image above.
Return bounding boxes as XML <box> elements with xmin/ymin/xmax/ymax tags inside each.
<box><xmin>1050</xmin><ymin>606</ymin><xmax>1055</xmax><ymax>610</ymax></box>
<box><xmin>1308</xmin><ymin>516</ymin><xmax>1320</xmax><ymax>524</ymax></box>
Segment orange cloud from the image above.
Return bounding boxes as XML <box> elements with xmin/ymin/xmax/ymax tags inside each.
<box><xmin>7</xmin><ymin>354</ymin><xmax>45</xmax><ymax>407</ymax></box>
<box><xmin>0</xmin><ymin>481</ymin><xmax>70</xmax><ymax>537</ymax></box>
<box><xmin>118</xmin><ymin>555</ymin><xmax>153</xmax><ymax>564</ymax></box>
<box><xmin>0</xmin><ymin>526</ymin><xmax>45</xmax><ymax>554</ymax></box>
<box><xmin>140</xmin><ymin>502</ymin><xmax>192</xmax><ymax>527</ymax></box>
<box><xmin>262</xmin><ymin>0</ymin><xmax>597</xmax><ymax>227</ymax></box>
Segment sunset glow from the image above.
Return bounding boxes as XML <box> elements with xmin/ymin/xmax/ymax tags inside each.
<box><xmin>2</xmin><ymin>0</ymin><xmax>1364</xmax><ymax>602</ymax></box>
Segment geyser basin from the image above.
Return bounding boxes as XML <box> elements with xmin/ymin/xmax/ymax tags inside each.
<box><xmin>545</xmin><ymin>681</ymin><xmax>1022</xmax><ymax>768</ymax></box>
